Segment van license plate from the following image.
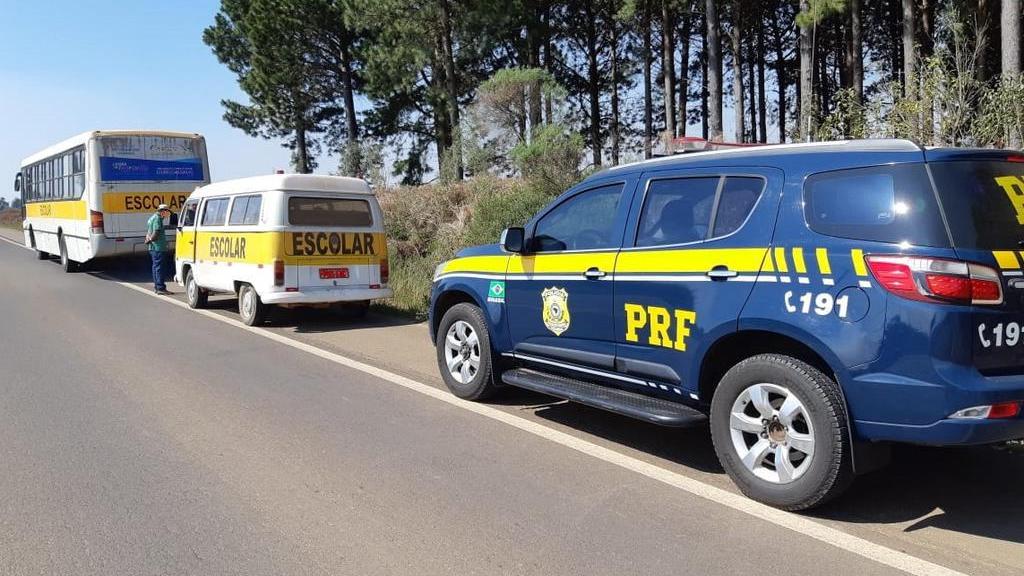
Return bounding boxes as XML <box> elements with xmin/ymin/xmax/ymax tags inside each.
<box><xmin>319</xmin><ymin>268</ymin><xmax>349</xmax><ymax>279</ymax></box>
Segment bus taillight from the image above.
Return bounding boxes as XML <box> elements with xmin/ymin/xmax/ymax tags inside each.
<box><xmin>89</xmin><ymin>210</ymin><xmax>104</xmax><ymax>232</ymax></box>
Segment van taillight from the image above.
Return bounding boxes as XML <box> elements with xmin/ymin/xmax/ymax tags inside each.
<box><xmin>273</xmin><ymin>260</ymin><xmax>284</xmax><ymax>286</ymax></box>
<box><xmin>89</xmin><ymin>210</ymin><xmax>104</xmax><ymax>232</ymax></box>
<box><xmin>865</xmin><ymin>255</ymin><xmax>1002</xmax><ymax>305</ymax></box>
<box><xmin>380</xmin><ymin>257</ymin><xmax>389</xmax><ymax>284</ymax></box>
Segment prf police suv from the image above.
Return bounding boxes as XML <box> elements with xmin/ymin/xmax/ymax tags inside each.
<box><xmin>430</xmin><ymin>140</ymin><xmax>1024</xmax><ymax>510</ymax></box>
<box><xmin>175</xmin><ymin>174</ymin><xmax>391</xmax><ymax>325</ymax></box>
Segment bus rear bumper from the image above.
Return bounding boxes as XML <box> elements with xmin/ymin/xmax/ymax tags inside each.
<box><xmin>92</xmin><ymin>235</ymin><xmax>176</xmax><ymax>258</ymax></box>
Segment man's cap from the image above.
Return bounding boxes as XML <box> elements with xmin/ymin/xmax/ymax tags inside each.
<box><xmin>157</xmin><ymin>204</ymin><xmax>170</xmax><ymax>211</ymax></box>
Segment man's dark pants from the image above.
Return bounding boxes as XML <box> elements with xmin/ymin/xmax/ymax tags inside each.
<box><xmin>150</xmin><ymin>249</ymin><xmax>168</xmax><ymax>292</ymax></box>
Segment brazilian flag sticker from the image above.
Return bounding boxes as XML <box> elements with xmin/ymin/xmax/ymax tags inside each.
<box><xmin>487</xmin><ymin>280</ymin><xmax>506</xmax><ymax>303</ymax></box>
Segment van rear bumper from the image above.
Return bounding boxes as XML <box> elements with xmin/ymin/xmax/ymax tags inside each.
<box><xmin>261</xmin><ymin>287</ymin><xmax>393</xmax><ymax>304</ymax></box>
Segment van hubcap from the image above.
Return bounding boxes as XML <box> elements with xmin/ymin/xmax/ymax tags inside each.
<box><xmin>444</xmin><ymin>320</ymin><xmax>480</xmax><ymax>384</ymax></box>
<box><xmin>187</xmin><ymin>277</ymin><xmax>197</xmax><ymax>302</ymax></box>
<box><xmin>241</xmin><ymin>290</ymin><xmax>254</xmax><ymax>317</ymax></box>
<box><xmin>729</xmin><ymin>383</ymin><xmax>815</xmax><ymax>484</ymax></box>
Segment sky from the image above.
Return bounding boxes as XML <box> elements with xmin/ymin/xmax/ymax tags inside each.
<box><xmin>0</xmin><ymin>0</ymin><xmax>334</xmax><ymax>203</ymax></box>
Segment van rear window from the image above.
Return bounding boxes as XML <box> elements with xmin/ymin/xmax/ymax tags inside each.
<box><xmin>803</xmin><ymin>164</ymin><xmax>950</xmax><ymax>247</ymax></box>
<box><xmin>288</xmin><ymin>197</ymin><xmax>373</xmax><ymax>227</ymax></box>
<box><xmin>929</xmin><ymin>161</ymin><xmax>1024</xmax><ymax>250</ymax></box>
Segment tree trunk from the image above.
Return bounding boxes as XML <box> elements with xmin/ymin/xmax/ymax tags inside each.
<box><xmin>701</xmin><ymin>20</ymin><xmax>709</xmax><ymax>139</ymax></box>
<box><xmin>643</xmin><ymin>0</ymin><xmax>653</xmax><ymax>158</ymax></box>
<box><xmin>850</xmin><ymin>0</ymin><xmax>863</xmax><ymax>102</ymax></box>
<box><xmin>438</xmin><ymin>0</ymin><xmax>462</xmax><ymax>179</ymax></box>
<box><xmin>525</xmin><ymin>0</ymin><xmax>543</xmax><ymax>137</ymax></box>
<box><xmin>901</xmin><ymin>0</ymin><xmax>915</xmax><ymax>98</ymax></box>
<box><xmin>542</xmin><ymin>9</ymin><xmax>554</xmax><ymax>123</ymax></box>
<box><xmin>756</xmin><ymin>21</ymin><xmax>767</xmax><ymax>143</ymax></box>
<box><xmin>773</xmin><ymin>22</ymin><xmax>787</xmax><ymax>142</ymax></box>
<box><xmin>610</xmin><ymin>23</ymin><xmax>621</xmax><ymax>165</ymax></box>
<box><xmin>730</xmin><ymin>1</ymin><xmax>745</xmax><ymax>143</ymax></box>
<box><xmin>706</xmin><ymin>0</ymin><xmax>723</xmax><ymax>141</ymax></box>
<box><xmin>587</xmin><ymin>15</ymin><xmax>602</xmax><ymax>167</ymax></box>
<box><xmin>798</xmin><ymin>0</ymin><xmax>813</xmax><ymax>140</ymax></box>
<box><xmin>340</xmin><ymin>40</ymin><xmax>359</xmax><ymax>146</ymax></box>
<box><xmin>677</xmin><ymin>3</ymin><xmax>691</xmax><ymax>137</ymax></box>
<box><xmin>747</xmin><ymin>38</ymin><xmax>757</xmax><ymax>142</ymax></box>
<box><xmin>662</xmin><ymin>0</ymin><xmax>676</xmax><ymax>140</ymax></box>
<box><xmin>1003</xmin><ymin>0</ymin><xmax>1022</xmax><ymax>79</ymax></box>
<box><xmin>294</xmin><ymin>122</ymin><xmax>309</xmax><ymax>174</ymax></box>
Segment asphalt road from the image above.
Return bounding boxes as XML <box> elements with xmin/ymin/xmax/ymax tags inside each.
<box><xmin>0</xmin><ymin>237</ymin><xmax>1020</xmax><ymax>575</ymax></box>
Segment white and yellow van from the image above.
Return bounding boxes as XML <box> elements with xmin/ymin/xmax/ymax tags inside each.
<box><xmin>174</xmin><ymin>174</ymin><xmax>392</xmax><ymax>325</ymax></box>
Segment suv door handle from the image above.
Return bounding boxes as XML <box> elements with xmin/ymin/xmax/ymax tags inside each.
<box><xmin>706</xmin><ymin>266</ymin><xmax>738</xmax><ymax>280</ymax></box>
<box><xmin>584</xmin><ymin>267</ymin><xmax>606</xmax><ymax>279</ymax></box>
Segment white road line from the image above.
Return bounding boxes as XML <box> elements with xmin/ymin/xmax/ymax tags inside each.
<box><xmin>0</xmin><ymin>235</ymin><xmax>27</xmax><ymax>249</ymax></box>
<box><xmin>103</xmin><ymin>279</ymin><xmax>967</xmax><ymax>576</ymax></box>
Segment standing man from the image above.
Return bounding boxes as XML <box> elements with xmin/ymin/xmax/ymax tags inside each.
<box><xmin>146</xmin><ymin>204</ymin><xmax>172</xmax><ymax>295</ymax></box>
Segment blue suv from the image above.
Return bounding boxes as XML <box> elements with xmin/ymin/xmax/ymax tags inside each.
<box><xmin>429</xmin><ymin>140</ymin><xmax>1024</xmax><ymax>510</ymax></box>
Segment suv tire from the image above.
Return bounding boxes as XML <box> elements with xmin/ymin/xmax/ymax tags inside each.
<box><xmin>436</xmin><ymin>303</ymin><xmax>498</xmax><ymax>400</ymax></box>
<box><xmin>238</xmin><ymin>283</ymin><xmax>268</xmax><ymax>326</ymax></box>
<box><xmin>185</xmin><ymin>268</ymin><xmax>208</xmax><ymax>309</ymax></box>
<box><xmin>710</xmin><ymin>353</ymin><xmax>853</xmax><ymax>511</ymax></box>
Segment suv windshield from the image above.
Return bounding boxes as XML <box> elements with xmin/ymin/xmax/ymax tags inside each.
<box><xmin>929</xmin><ymin>160</ymin><xmax>1024</xmax><ymax>250</ymax></box>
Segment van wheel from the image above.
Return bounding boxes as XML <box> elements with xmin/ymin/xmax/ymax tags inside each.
<box><xmin>238</xmin><ymin>283</ymin><xmax>267</xmax><ymax>326</ymax></box>
<box><xmin>185</xmin><ymin>268</ymin><xmax>208</xmax><ymax>309</ymax></box>
<box><xmin>710</xmin><ymin>353</ymin><xmax>853</xmax><ymax>511</ymax></box>
<box><xmin>436</xmin><ymin>303</ymin><xmax>498</xmax><ymax>400</ymax></box>
<box><xmin>59</xmin><ymin>235</ymin><xmax>79</xmax><ymax>273</ymax></box>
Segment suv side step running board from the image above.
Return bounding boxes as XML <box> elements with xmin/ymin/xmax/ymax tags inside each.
<box><xmin>502</xmin><ymin>368</ymin><xmax>708</xmax><ymax>428</ymax></box>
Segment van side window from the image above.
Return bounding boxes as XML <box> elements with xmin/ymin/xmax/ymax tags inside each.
<box><xmin>180</xmin><ymin>201</ymin><xmax>198</xmax><ymax>227</ymax></box>
<box><xmin>229</xmin><ymin>196</ymin><xmax>249</xmax><ymax>225</ymax></box>
<box><xmin>804</xmin><ymin>164</ymin><xmax>949</xmax><ymax>247</ymax></box>
<box><xmin>636</xmin><ymin>177</ymin><xmax>718</xmax><ymax>247</ymax></box>
<box><xmin>712</xmin><ymin>177</ymin><xmax>764</xmax><ymax>237</ymax></box>
<box><xmin>532</xmin><ymin>183</ymin><xmax>624</xmax><ymax>252</ymax></box>
<box><xmin>201</xmin><ymin>198</ymin><xmax>228</xmax><ymax>226</ymax></box>
<box><xmin>243</xmin><ymin>195</ymin><xmax>262</xmax><ymax>225</ymax></box>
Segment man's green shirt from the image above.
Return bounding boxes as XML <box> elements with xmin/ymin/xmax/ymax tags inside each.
<box><xmin>146</xmin><ymin>212</ymin><xmax>168</xmax><ymax>252</ymax></box>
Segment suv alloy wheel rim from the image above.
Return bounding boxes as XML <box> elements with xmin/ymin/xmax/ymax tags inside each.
<box><xmin>729</xmin><ymin>383</ymin><xmax>815</xmax><ymax>484</ymax></box>
<box><xmin>444</xmin><ymin>320</ymin><xmax>480</xmax><ymax>384</ymax></box>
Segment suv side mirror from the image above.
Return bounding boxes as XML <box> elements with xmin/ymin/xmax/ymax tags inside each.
<box><xmin>500</xmin><ymin>227</ymin><xmax>525</xmax><ymax>253</ymax></box>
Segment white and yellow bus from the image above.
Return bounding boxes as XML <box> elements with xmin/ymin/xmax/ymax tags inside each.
<box><xmin>13</xmin><ymin>130</ymin><xmax>210</xmax><ymax>271</ymax></box>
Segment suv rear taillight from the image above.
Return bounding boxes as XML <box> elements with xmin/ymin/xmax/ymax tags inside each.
<box><xmin>865</xmin><ymin>255</ymin><xmax>1003</xmax><ymax>305</ymax></box>
<box><xmin>89</xmin><ymin>210</ymin><xmax>104</xmax><ymax>233</ymax></box>
<box><xmin>380</xmin><ymin>257</ymin><xmax>389</xmax><ymax>284</ymax></box>
<box><xmin>273</xmin><ymin>260</ymin><xmax>285</xmax><ymax>286</ymax></box>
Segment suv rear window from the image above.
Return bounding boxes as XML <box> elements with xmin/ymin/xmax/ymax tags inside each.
<box><xmin>803</xmin><ymin>164</ymin><xmax>950</xmax><ymax>247</ymax></box>
<box><xmin>929</xmin><ymin>160</ymin><xmax>1024</xmax><ymax>250</ymax></box>
<box><xmin>288</xmin><ymin>197</ymin><xmax>373</xmax><ymax>227</ymax></box>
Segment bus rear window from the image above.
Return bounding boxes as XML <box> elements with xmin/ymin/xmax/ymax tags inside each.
<box><xmin>288</xmin><ymin>197</ymin><xmax>373</xmax><ymax>227</ymax></box>
<box><xmin>98</xmin><ymin>135</ymin><xmax>204</xmax><ymax>182</ymax></box>
<box><xmin>930</xmin><ymin>161</ymin><xmax>1024</xmax><ymax>250</ymax></box>
<box><xmin>803</xmin><ymin>163</ymin><xmax>950</xmax><ymax>247</ymax></box>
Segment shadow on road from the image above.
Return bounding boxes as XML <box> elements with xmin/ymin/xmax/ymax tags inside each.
<box><xmin>496</xmin><ymin>387</ymin><xmax>1024</xmax><ymax>544</ymax></box>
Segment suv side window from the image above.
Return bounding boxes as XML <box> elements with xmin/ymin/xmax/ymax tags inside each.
<box><xmin>804</xmin><ymin>164</ymin><xmax>949</xmax><ymax>247</ymax></box>
<box><xmin>713</xmin><ymin>177</ymin><xmax>763</xmax><ymax>237</ymax></box>
<box><xmin>636</xmin><ymin>177</ymin><xmax>719</xmax><ymax>247</ymax></box>
<box><xmin>532</xmin><ymin>183</ymin><xmax>624</xmax><ymax>252</ymax></box>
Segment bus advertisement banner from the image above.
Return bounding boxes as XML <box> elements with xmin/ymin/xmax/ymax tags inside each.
<box><xmin>98</xmin><ymin>135</ymin><xmax>205</xmax><ymax>182</ymax></box>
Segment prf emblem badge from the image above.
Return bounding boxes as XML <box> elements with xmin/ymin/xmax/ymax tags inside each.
<box><xmin>541</xmin><ymin>287</ymin><xmax>570</xmax><ymax>336</ymax></box>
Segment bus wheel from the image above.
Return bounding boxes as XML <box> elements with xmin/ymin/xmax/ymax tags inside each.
<box><xmin>30</xmin><ymin>229</ymin><xmax>47</xmax><ymax>260</ymax></box>
<box><xmin>238</xmin><ymin>283</ymin><xmax>267</xmax><ymax>326</ymax></box>
<box><xmin>59</xmin><ymin>235</ymin><xmax>79</xmax><ymax>273</ymax></box>
<box><xmin>185</xmin><ymin>268</ymin><xmax>208</xmax><ymax>309</ymax></box>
